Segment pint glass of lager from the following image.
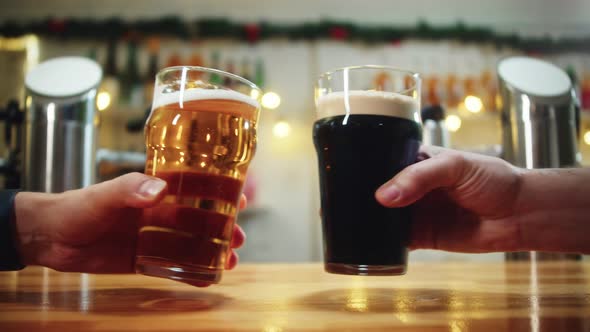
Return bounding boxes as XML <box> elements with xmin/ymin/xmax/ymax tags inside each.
<box><xmin>313</xmin><ymin>66</ymin><xmax>422</xmax><ymax>275</ymax></box>
<box><xmin>136</xmin><ymin>67</ymin><xmax>261</xmax><ymax>283</ymax></box>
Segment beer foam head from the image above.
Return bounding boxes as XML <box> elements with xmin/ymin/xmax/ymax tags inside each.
<box><xmin>153</xmin><ymin>88</ymin><xmax>260</xmax><ymax>110</ymax></box>
<box><xmin>316</xmin><ymin>90</ymin><xmax>420</xmax><ymax>122</ymax></box>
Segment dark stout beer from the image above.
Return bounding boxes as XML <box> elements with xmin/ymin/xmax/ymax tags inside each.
<box><xmin>313</xmin><ymin>90</ymin><xmax>421</xmax><ymax>275</ymax></box>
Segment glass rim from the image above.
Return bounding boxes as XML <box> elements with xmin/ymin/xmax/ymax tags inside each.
<box><xmin>317</xmin><ymin>65</ymin><xmax>421</xmax><ymax>95</ymax></box>
<box><xmin>157</xmin><ymin>65</ymin><xmax>262</xmax><ymax>93</ymax></box>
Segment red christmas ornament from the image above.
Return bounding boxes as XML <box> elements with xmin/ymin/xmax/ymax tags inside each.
<box><xmin>47</xmin><ymin>19</ymin><xmax>66</xmax><ymax>34</ymax></box>
<box><xmin>244</xmin><ymin>24</ymin><xmax>261</xmax><ymax>43</ymax></box>
<box><xmin>526</xmin><ymin>51</ymin><xmax>542</xmax><ymax>58</ymax></box>
<box><xmin>390</xmin><ymin>39</ymin><xmax>402</xmax><ymax>47</ymax></box>
<box><xmin>582</xmin><ymin>86</ymin><xmax>590</xmax><ymax>110</ymax></box>
<box><xmin>329</xmin><ymin>26</ymin><xmax>349</xmax><ymax>41</ymax></box>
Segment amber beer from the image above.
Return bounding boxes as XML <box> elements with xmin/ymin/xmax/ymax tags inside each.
<box><xmin>136</xmin><ymin>67</ymin><xmax>260</xmax><ymax>284</ymax></box>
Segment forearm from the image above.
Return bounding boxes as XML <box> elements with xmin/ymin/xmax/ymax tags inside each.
<box><xmin>13</xmin><ymin>192</ymin><xmax>59</xmax><ymax>266</ymax></box>
<box><xmin>514</xmin><ymin>168</ymin><xmax>590</xmax><ymax>253</ymax></box>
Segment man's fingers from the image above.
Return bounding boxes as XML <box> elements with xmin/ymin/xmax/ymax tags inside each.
<box><xmin>226</xmin><ymin>250</ymin><xmax>239</xmax><ymax>270</ymax></box>
<box><xmin>375</xmin><ymin>151</ymin><xmax>469</xmax><ymax>208</ymax></box>
<box><xmin>239</xmin><ymin>194</ymin><xmax>247</xmax><ymax>210</ymax></box>
<box><xmin>85</xmin><ymin>172</ymin><xmax>167</xmax><ymax>209</ymax></box>
<box><xmin>231</xmin><ymin>225</ymin><xmax>246</xmax><ymax>248</ymax></box>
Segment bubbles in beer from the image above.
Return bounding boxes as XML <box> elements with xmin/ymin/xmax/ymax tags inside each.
<box><xmin>153</xmin><ymin>87</ymin><xmax>260</xmax><ymax>111</ymax></box>
<box><xmin>137</xmin><ymin>88</ymin><xmax>260</xmax><ymax>280</ymax></box>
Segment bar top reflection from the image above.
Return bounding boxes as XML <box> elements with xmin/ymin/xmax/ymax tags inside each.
<box><xmin>0</xmin><ymin>262</ymin><xmax>589</xmax><ymax>331</ymax></box>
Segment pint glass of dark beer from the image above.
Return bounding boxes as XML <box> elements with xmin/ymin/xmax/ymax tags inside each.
<box><xmin>135</xmin><ymin>67</ymin><xmax>261</xmax><ymax>283</ymax></box>
<box><xmin>313</xmin><ymin>66</ymin><xmax>422</xmax><ymax>275</ymax></box>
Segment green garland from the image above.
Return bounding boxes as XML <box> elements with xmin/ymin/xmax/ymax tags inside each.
<box><xmin>1</xmin><ymin>17</ymin><xmax>588</xmax><ymax>53</ymax></box>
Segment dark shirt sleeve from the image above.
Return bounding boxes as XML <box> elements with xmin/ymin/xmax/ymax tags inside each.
<box><xmin>0</xmin><ymin>190</ymin><xmax>25</xmax><ymax>271</ymax></box>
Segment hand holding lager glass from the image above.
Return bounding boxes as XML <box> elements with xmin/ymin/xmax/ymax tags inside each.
<box><xmin>313</xmin><ymin>66</ymin><xmax>422</xmax><ymax>275</ymax></box>
<box><xmin>135</xmin><ymin>67</ymin><xmax>261</xmax><ymax>284</ymax></box>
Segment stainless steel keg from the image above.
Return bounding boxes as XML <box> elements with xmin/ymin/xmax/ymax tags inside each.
<box><xmin>23</xmin><ymin>56</ymin><xmax>102</xmax><ymax>192</ymax></box>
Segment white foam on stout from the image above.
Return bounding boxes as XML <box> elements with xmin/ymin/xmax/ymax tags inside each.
<box><xmin>153</xmin><ymin>88</ymin><xmax>260</xmax><ymax>110</ymax></box>
<box><xmin>316</xmin><ymin>90</ymin><xmax>420</xmax><ymax>122</ymax></box>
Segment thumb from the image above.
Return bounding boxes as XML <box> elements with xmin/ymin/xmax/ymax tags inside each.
<box><xmin>84</xmin><ymin>172</ymin><xmax>168</xmax><ymax>209</ymax></box>
<box><xmin>375</xmin><ymin>150</ymin><xmax>469</xmax><ymax>207</ymax></box>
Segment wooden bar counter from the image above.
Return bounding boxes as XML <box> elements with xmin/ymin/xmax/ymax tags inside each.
<box><xmin>1</xmin><ymin>262</ymin><xmax>589</xmax><ymax>331</ymax></box>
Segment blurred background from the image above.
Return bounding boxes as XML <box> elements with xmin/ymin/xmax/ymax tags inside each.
<box><xmin>1</xmin><ymin>0</ymin><xmax>589</xmax><ymax>263</ymax></box>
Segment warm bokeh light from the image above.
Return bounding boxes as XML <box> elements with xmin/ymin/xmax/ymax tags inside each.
<box><xmin>464</xmin><ymin>95</ymin><xmax>483</xmax><ymax>113</ymax></box>
<box><xmin>263</xmin><ymin>326</ymin><xmax>283</xmax><ymax>332</ymax></box>
<box><xmin>273</xmin><ymin>121</ymin><xmax>291</xmax><ymax>138</ymax></box>
<box><xmin>446</xmin><ymin>115</ymin><xmax>462</xmax><ymax>132</ymax></box>
<box><xmin>96</xmin><ymin>91</ymin><xmax>111</xmax><ymax>111</ymax></box>
<box><xmin>250</xmin><ymin>89</ymin><xmax>261</xmax><ymax>100</ymax></box>
<box><xmin>584</xmin><ymin>131</ymin><xmax>590</xmax><ymax>146</ymax></box>
<box><xmin>495</xmin><ymin>94</ymin><xmax>503</xmax><ymax>111</ymax></box>
<box><xmin>262</xmin><ymin>91</ymin><xmax>281</xmax><ymax>109</ymax></box>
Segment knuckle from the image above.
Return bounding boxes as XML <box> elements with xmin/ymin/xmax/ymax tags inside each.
<box><xmin>441</xmin><ymin>150</ymin><xmax>466</xmax><ymax>167</ymax></box>
<box><xmin>439</xmin><ymin>151</ymin><xmax>469</xmax><ymax>182</ymax></box>
<box><xmin>50</xmin><ymin>246</ymin><xmax>82</xmax><ymax>272</ymax></box>
<box><xmin>123</xmin><ymin>172</ymin><xmax>148</xmax><ymax>184</ymax></box>
<box><xmin>400</xmin><ymin>165</ymin><xmax>425</xmax><ymax>192</ymax></box>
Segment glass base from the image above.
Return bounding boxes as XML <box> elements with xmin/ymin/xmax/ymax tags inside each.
<box><xmin>325</xmin><ymin>263</ymin><xmax>407</xmax><ymax>276</ymax></box>
<box><xmin>135</xmin><ymin>257</ymin><xmax>222</xmax><ymax>284</ymax></box>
